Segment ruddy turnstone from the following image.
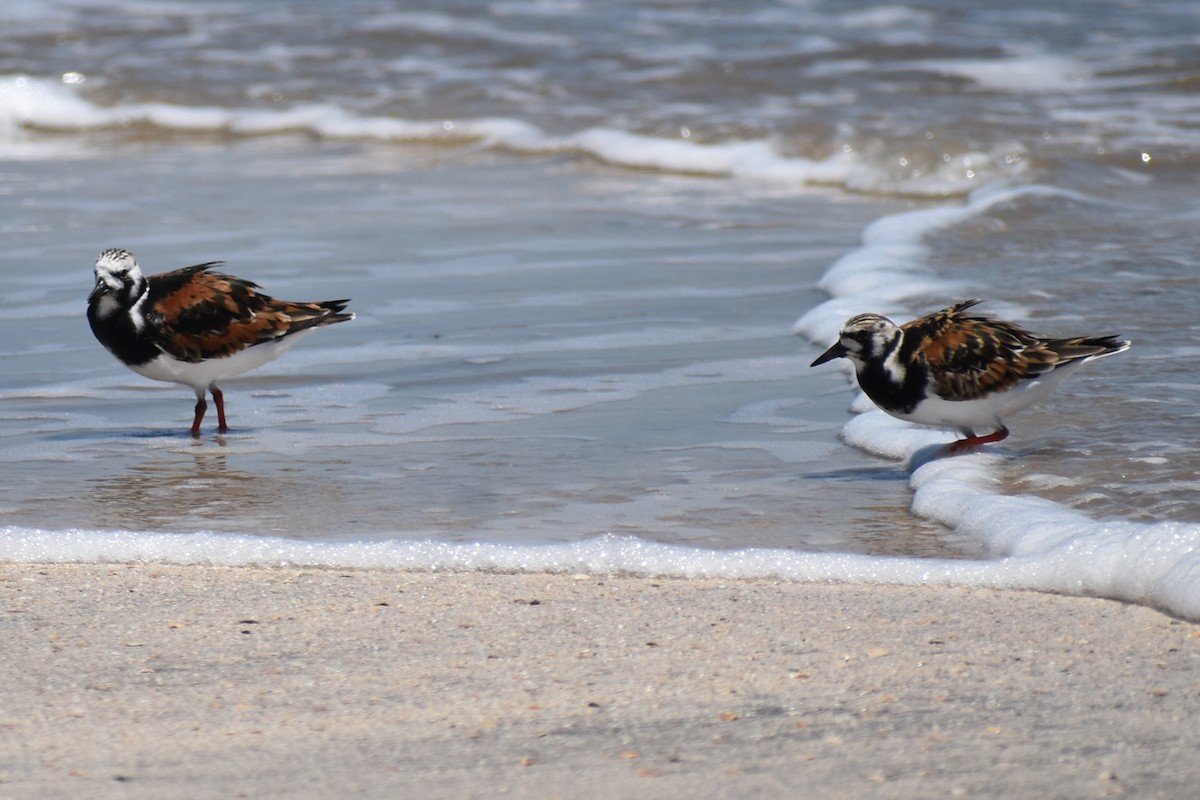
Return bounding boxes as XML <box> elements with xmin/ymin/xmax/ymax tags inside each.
<box><xmin>87</xmin><ymin>248</ymin><xmax>353</xmax><ymax>436</ymax></box>
<box><xmin>811</xmin><ymin>299</ymin><xmax>1129</xmax><ymax>452</ymax></box>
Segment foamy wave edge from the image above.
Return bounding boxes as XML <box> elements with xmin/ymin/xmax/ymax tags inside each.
<box><xmin>0</xmin><ymin>74</ymin><xmax>986</xmax><ymax>196</ymax></box>
<box><xmin>10</xmin><ymin>527</ymin><xmax>1198</xmax><ymax>616</ymax></box>
<box><xmin>792</xmin><ymin>182</ymin><xmax>1200</xmax><ymax>620</ymax></box>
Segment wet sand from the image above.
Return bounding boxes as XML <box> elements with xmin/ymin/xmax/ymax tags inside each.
<box><xmin>2</xmin><ymin>563</ymin><xmax>1197</xmax><ymax>799</ymax></box>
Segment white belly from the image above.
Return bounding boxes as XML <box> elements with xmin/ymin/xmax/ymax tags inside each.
<box><xmin>129</xmin><ymin>331</ymin><xmax>316</xmax><ymax>392</ymax></box>
<box><xmin>890</xmin><ymin>360</ymin><xmax>1087</xmax><ymax>433</ymax></box>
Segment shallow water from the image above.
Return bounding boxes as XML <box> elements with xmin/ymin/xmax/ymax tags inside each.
<box><xmin>916</xmin><ymin>177</ymin><xmax>1200</xmax><ymax>523</ymax></box>
<box><xmin>0</xmin><ymin>140</ymin><xmax>968</xmax><ymax>555</ymax></box>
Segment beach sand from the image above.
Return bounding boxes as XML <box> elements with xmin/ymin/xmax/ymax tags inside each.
<box><xmin>2</xmin><ymin>564</ymin><xmax>1198</xmax><ymax>799</ymax></box>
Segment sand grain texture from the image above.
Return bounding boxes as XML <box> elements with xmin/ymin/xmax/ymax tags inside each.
<box><xmin>1</xmin><ymin>564</ymin><xmax>1197</xmax><ymax>798</ymax></box>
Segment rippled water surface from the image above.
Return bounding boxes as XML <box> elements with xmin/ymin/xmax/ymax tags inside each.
<box><xmin>2</xmin><ymin>0</ymin><xmax>1199</xmax><ymax>559</ymax></box>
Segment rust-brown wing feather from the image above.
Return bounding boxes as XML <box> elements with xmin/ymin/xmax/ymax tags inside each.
<box><xmin>899</xmin><ymin>300</ymin><xmax>1062</xmax><ymax>401</ymax></box>
<box><xmin>144</xmin><ymin>263</ymin><xmax>352</xmax><ymax>363</ymax></box>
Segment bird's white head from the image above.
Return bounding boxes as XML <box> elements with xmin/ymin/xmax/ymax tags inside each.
<box><xmin>811</xmin><ymin>312</ymin><xmax>901</xmax><ymax>369</ymax></box>
<box><xmin>89</xmin><ymin>248</ymin><xmax>147</xmax><ymax>317</ymax></box>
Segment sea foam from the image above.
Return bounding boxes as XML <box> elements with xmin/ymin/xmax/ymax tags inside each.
<box><xmin>916</xmin><ymin>54</ymin><xmax>1093</xmax><ymax>94</ymax></box>
<box><xmin>0</xmin><ymin>73</ymin><xmax>1008</xmax><ymax>197</ymax></box>
<box><xmin>793</xmin><ymin>182</ymin><xmax>1200</xmax><ymax>620</ymax></box>
<box><xmin>5</xmin><ymin>522</ymin><xmax>1197</xmax><ymax>619</ymax></box>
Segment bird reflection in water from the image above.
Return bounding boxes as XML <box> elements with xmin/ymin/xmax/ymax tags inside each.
<box><xmin>86</xmin><ymin>446</ymin><xmax>345</xmax><ymax>537</ymax></box>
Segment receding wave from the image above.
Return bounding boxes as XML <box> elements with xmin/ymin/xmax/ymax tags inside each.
<box><xmin>0</xmin><ymin>74</ymin><xmax>1023</xmax><ymax>198</ymax></box>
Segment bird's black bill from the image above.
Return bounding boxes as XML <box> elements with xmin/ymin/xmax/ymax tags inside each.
<box><xmin>87</xmin><ymin>279</ymin><xmax>109</xmax><ymax>304</ymax></box>
<box><xmin>810</xmin><ymin>341</ymin><xmax>848</xmax><ymax>367</ymax></box>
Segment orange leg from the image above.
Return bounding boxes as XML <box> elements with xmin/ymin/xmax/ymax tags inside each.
<box><xmin>191</xmin><ymin>396</ymin><xmax>207</xmax><ymax>437</ymax></box>
<box><xmin>212</xmin><ymin>385</ymin><xmax>229</xmax><ymax>433</ymax></box>
<box><xmin>948</xmin><ymin>426</ymin><xmax>1009</xmax><ymax>454</ymax></box>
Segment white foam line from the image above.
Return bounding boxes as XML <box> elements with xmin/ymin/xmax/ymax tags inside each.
<box><xmin>0</xmin><ymin>74</ymin><xmax>969</xmax><ymax>195</ymax></box>
<box><xmin>5</xmin><ymin>527</ymin><xmax>1194</xmax><ymax>617</ymax></box>
<box><xmin>2</xmin><ymin>73</ymin><xmax>1040</xmax><ymax>196</ymax></box>
<box><xmin>792</xmin><ymin>182</ymin><xmax>1088</xmax><ymax>344</ymax></box>
<box><xmin>912</xmin><ymin>54</ymin><xmax>1093</xmax><ymax>94</ymax></box>
<box><xmin>793</xmin><ymin>182</ymin><xmax>1200</xmax><ymax>619</ymax></box>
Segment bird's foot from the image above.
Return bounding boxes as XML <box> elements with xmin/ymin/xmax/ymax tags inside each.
<box><xmin>947</xmin><ymin>426</ymin><xmax>1009</xmax><ymax>454</ymax></box>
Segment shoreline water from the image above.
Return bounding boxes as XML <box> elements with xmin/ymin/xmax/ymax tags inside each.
<box><xmin>2</xmin><ymin>148</ymin><xmax>1196</xmax><ymax>620</ymax></box>
<box><xmin>3</xmin><ymin>563</ymin><xmax>1198</xmax><ymax>799</ymax></box>
<box><xmin>791</xmin><ymin>184</ymin><xmax>1200</xmax><ymax>622</ymax></box>
<box><xmin>1</xmin><ymin>139</ymin><xmax>962</xmax><ymax>559</ymax></box>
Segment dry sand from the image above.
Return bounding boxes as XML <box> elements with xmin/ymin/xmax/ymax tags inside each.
<box><xmin>2</xmin><ymin>563</ymin><xmax>1198</xmax><ymax>799</ymax></box>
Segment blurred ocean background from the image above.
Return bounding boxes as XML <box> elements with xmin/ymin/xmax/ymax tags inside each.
<box><xmin>2</xmin><ymin>0</ymin><xmax>1199</xmax><ymax>615</ymax></box>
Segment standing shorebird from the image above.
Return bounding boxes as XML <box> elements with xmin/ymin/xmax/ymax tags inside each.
<box><xmin>811</xmin><ymin>299</ymin><xmax>1129</xmax><ymax>452</ymax></box>
<box><xmin>87</xmin><ymin>248</ymin><xmax>354</xmax><ymax>435</ymax></box>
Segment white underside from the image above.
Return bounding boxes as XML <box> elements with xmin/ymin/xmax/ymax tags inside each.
<box><xmin>888</xmin><ymin>359</ymin><xmax>1089</xmax><ymax>433</ymax></box>
<box><xmin>128</xmin><ymin>331</ymin><xmax>316</xmax><ymax>395</ymax></box>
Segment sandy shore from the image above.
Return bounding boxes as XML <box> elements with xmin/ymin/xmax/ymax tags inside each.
<box><xmin>2</xmin><ymin>564</ymin><xmax>1197</xmax><ymax>799</ymax></box>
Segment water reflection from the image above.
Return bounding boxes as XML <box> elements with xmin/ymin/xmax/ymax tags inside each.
<box><xmin>86</xmin><ymin>444</ymin><xmax>350</xmax><ymax>537</ymax></box>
